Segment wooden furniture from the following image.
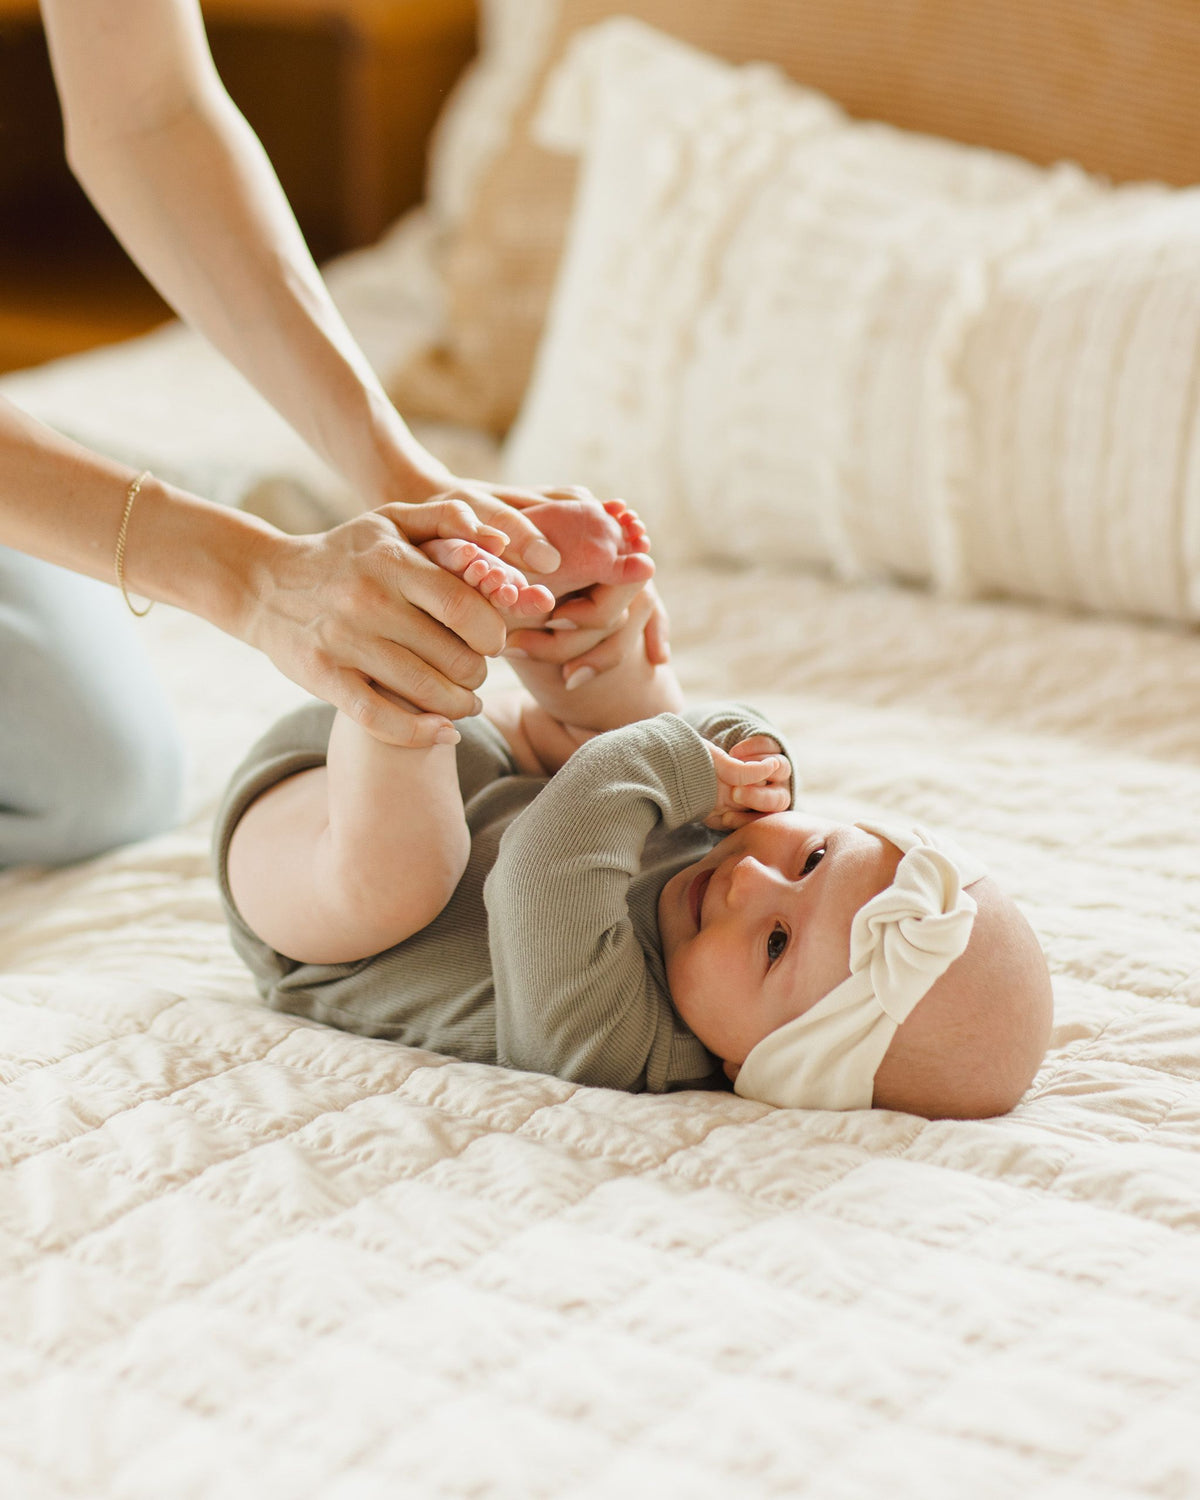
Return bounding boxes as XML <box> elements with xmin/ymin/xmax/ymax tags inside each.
<box><xmin>0</xmin><ymin>0</ymin><xmax>476</xmax><ymax>373</ymax></box>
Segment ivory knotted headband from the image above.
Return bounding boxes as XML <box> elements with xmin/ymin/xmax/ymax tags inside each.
<box><xmin>733</xmin><ymin>822</ymin><xmax>988</xmax><ymax>1111</ymax></box>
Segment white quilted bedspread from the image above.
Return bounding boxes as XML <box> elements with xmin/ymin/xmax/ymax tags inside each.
<box><xmin>3</xmin><ymin>553</ymin><xmax>1200</xmax><ymax>1498</ymax></box>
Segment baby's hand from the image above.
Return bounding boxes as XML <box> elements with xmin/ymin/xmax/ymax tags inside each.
<box><xmin>704</xmin><ymin>736</ymin><xmax>791</xmax><ymax>830</ymax></box>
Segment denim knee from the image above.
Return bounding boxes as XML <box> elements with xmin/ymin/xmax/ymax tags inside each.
<box><xmin>0</xmin><ymin>548</ymin><xmax>186</xmax><ymax>866</ymax></box>
<box><xmin>1</xmin><ymin>688</ymin><xmax>185</xmax><ymax>866</ymax></box>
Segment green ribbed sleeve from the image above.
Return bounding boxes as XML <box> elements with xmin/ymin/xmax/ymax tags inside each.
<box><xmin>486</xmin><ymin>713</ymin><xmax>720</xmax><ymax>1091</ymax></box>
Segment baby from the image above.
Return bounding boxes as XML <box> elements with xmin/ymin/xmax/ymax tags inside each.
<box><xmin>215</xmin><ymin>500</ymin><xmax>1053</xmax><ymax>1118</ymax></box>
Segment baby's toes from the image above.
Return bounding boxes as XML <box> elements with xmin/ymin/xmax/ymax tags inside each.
<box><xmin>422</xmin><ymin>537</ymin><xmax>529</xmax><ymax>605</ymax></box>
<box><xmin>508</xmin><ymin>581</ymin><xmax>556</xmax><ymax>617</ymax></box>
<box><xmin>612</xmin><ymin>551</ymin><xmax>656</xmax><ymax>584</ymax></box>
<box><xmin>604</xmin><ymin>499</ymin><xmax>651</xmax><ymax>553</ymax></box>
<box><xmin>422</xmin><ymin>537</ymin><xmax>479</xmax><ymax>575</ymax></box>
<box><xmin>477</xmin><ymin>567</ymin><xmax>520</xmax><ymax>608</ymax></box>
<box><xmin>620</xmin><ymin>511</ymin><xmax>651</xmax><ymax>553</ymax></box>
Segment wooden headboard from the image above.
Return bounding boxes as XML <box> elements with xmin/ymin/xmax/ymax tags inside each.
<box><xmin>742</xmin><ymin>0</ymin><xmax>1200</xmax><ymax>186</ymax></box>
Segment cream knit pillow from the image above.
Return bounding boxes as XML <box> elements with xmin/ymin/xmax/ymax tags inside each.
<box><xmin>397</xmin><ymin>0</ymin><xmax>1200</xmax><ymax>438</ymax></box>
<box><xmin>505</xmin><ymin>21</ymin><xmax>1200</xmax><ymax>620</ymax></box>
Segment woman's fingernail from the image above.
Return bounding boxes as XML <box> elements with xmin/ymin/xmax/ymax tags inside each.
<box><xmin>529</xmin><ymin>540</ymin><xmax>561</xmax><ymax>572</ymax></box>
<box><xmin>435</xmin><ymin>725</ymin><xmax>461</xmax><ymax>746</ymax></box>
<box><xmin>564</xmin><ymin>666</ymin><xmax>597</xmax><ymax>691</ymax></box>
<box><xmin>544</xmin><ymin>619</ymin><xmax>578</xmax><ymax>631</ymax></box>
<box><xmin>503</xmin><ymin>646</ymin><xmax>529</xmax><ymax>659</ymax></box>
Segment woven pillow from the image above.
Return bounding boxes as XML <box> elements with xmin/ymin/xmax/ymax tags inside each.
<box><xmin>393</xmin><ymin>0</ymin><xmax>1200</xmax><ymax>437</ymax></box>
<box><xmin>504</xmin><ymin>20</ymin><xmax>1200</xmax><ymax>622</ymax></box>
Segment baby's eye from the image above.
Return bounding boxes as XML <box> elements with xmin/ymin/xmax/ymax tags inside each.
<box><xmin>802</xmin><ymin>846</ymin><xmax>826</xmax><ymax>876</ymax></box>
<box><xmin>766</xmin><ymin>924</ymin><xmax>789</xmax><ymax>966</ymax></box>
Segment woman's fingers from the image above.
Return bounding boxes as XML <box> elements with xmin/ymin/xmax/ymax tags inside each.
<box><xmin>423</xmin><ymin>484</ymin><xmax>562</xmax><ymax>574</ymax></box>
<box><xmin>247</xmin><ymin>525</ymin><xmax>512</xmax><ymax>741</ymax></box>
<box><xmin>504</xmin><ymin>622</ymin><xmax>613</xmax><ymax>664</ymax></box>
<box><xmin>374</xmin><ymin>539</ymin><xmax>510</xmax><ymax>661</ymax></box>
<box><xmin>379</xmin><ymin>497</ymin><xmax>509</xmax><ymax>554</ymax></box>
<box><xmin>329</xmin><ymin>674</ymin><xmax>463</xmax><ymax>749</ymax></box>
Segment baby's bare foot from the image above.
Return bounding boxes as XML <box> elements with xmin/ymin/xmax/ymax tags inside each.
<box><xmin>420</xmin><ymin>538</ymin><xmax>555</xmax><ymax>618</ymax></box>
<box><xmin>518</xmin><ymin>498</ymin><xmax>654</xmax><ymax>600</ymax></box>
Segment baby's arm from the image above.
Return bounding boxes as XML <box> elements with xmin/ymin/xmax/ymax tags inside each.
<box><xmin>507</xmin><ymin>579</ymin><xmax>684</xmax><ymax>732</ymax></box>
<box><xmin>488</xmin><ymin>703</ymin><xmax>794</xmax><ymax>1090</ymax></box>
<box><xmin>492</xmin><ymin>584</ymin><xmax>684</xmax><ymax>774</ymax></box>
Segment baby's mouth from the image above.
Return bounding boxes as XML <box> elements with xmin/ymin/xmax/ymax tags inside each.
<box><xmin>688</xmin><ymin>869</ymin><xmax>713</xmax><ymax>929</ymax></box>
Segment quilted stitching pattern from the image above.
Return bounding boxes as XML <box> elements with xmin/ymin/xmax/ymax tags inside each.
<box><xmin>2</xmin><ymin>568</ymin><xmax>1200</xmax><ymax>1497</ymax></box>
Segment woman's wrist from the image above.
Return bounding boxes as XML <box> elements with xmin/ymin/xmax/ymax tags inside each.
<box><xmin>352</xmin><ymin>391</ymin><xmax>457</xmax><ymax>507</ymax></box>
<box><xmin>121</xmin><ymin>473</ymin><xmax>280</xmax><ymax>637</ymax></box>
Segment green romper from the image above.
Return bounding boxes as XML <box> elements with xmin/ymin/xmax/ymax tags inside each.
<box><xmin>213</xmin><ymin>701</ymin><xmax>790</xmax><ymax>1093</ymax></box>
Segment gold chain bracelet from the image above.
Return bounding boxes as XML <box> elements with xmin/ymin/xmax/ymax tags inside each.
<box><xmin>114</xmin><ymin>470</ymin><xmax>154</xmax><ymax>618</ymax></box>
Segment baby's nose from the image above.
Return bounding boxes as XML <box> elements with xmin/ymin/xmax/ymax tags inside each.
<box><xmin>727</xmin><ymin>854</ymin><xmax>777</xmax><ymax>906</ymax></box>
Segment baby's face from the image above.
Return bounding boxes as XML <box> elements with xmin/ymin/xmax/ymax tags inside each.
<box><xmin>658</xmin><ymin>813</ymin><xmax>903</xmax><ymax>1070</ymax></box>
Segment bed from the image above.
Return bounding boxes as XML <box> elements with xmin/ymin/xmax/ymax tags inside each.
<box><xmin>4</xmin><ymin>3</ymin><xmax>1200</xmax><ymax>1495</ymax></box>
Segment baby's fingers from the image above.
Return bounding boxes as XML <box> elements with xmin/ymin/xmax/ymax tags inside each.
<box><xmin>730</xmin><ymin>735</ymin><xmax>783</xmax><ymax>763</ymax></box>
<box><xmin>717</xmin><ymin>752</ymin><xmax>789</xmax><ymax>787</ymax></box>
<box><xmin>729</xmin><ymin>781</ymin><xmax>792</xmax><ymax>812</ymax></box>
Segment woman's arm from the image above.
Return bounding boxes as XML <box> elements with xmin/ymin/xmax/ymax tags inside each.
<box><xmin>0</xmin><ymin>396</ymin><xmax>514</xmax><ymax>740</ymax></box>
<box><xmin>40</xmin><ymin>0</ymin><xmax>440</xmax><ymax>510</ymax></box>
<box><xmin>37</xmin><ymin>0</ymin><xmax>569</xmax><ymax>569</ymax></box>
<box><xmin>30</xmin><ymin>0</ymin><xmax>659</xmax><ymax>732</ymax></box>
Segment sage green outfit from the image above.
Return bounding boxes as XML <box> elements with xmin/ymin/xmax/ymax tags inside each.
<box><xmin>214</xmin><ymin>701</ymin><xmax>789</xmax><ymax>1093</ymax></box>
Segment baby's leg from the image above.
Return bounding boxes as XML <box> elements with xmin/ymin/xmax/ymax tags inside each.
<box><xmin>512</xmin><ymin>498</ymin><xmax>653</xmax><ymax>601</ymax></box>
<box><xmin>418</xmin><ymin>538</ymin><xmax>555</xmax><ymax>619</ymax></box>
<box><xmin>421</xmin><ymin>498</ymin><xmax>653</xmax><ymax>626</ymax></box>
<box><xmin>227</xmin><ymin>504</ymin><xmax>651</xmax><ymax>964</ymax></box>
<box><xmin>227</xmin><ymin>705</ymin><xmax>469</xmax><ymax>967</ymax></box>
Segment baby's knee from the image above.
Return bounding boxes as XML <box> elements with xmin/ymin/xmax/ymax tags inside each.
<box><xmin>402</xmin><ymin>829</ymin><xmax>472</xmax><ymax>934</ymax></box>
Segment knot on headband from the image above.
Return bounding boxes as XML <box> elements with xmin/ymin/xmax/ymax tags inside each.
<box><xmin>732</xmin><ymin>821</ymin><xmax>987</xmax><ymax>1111</ymax></box>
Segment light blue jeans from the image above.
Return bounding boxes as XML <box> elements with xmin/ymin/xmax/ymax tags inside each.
<box><xmin>0</xmin><ymin>546</ymin><xmax>185</xmax><ymax>867</ymax></box>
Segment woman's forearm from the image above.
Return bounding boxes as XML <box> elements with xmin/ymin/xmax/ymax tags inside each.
<box><xmin>0</xmin><ymin>393</ymin><xmax>272</xmax><ymax>633</ymax></box>
<box><xmin>1</xmin><ymin>392</ymin><xmax>511</xmax><ymax>739</ymax></box>
<box><xmin>39</xmin><ymin>0</ymin><xmax>454</xmax><ymax>508</ymax></box>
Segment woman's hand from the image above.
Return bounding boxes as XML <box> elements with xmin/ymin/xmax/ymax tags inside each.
<box><xmin>703</xmin><ymin>737</ymin><xmax>792</xmax><ymax>831</ymax></box>
<box><xmin>238</xmin><ymin>496</ymin><xmax>523</xmax><ymax>747</ymax></box>
<box><xmin>426</xmin><ymin>485</ymin><xmax>671</xmax><ymax>680</ymax></box>
<box><xmin>407</xmin><ymin>479</ymin><xmax>570</xmax><ymax>576</ymax></box>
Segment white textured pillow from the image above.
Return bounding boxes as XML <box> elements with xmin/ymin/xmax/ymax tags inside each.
<box><xmin>504</xmin><ymin>19</ymin><xmax>1200</xmax><ymax>621</ymax></box>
